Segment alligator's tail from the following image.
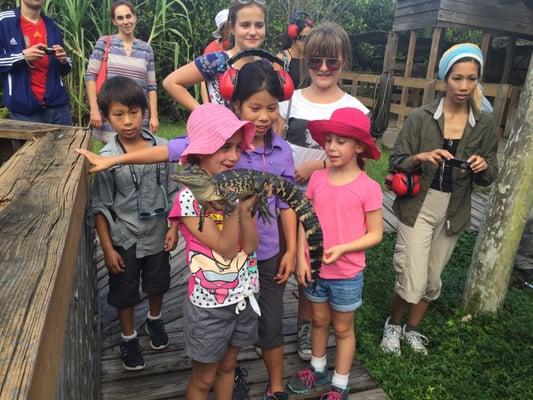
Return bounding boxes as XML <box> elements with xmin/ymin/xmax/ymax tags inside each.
<box><xmin>272</xmin><ymin>178</ymin><xmax>323</xmax><ymax>283</ymax></box>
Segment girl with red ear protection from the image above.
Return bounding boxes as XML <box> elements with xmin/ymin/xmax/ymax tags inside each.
<box><xmin>162</xmin><ymin>0</ymin><xmax>267</xmax><ymax>111</ymax></box>
<box><xmin>219</xmin><ymin>49</ymin><xmax>295</xmax><ymax>102</ymax></box>
<box><xmin>276</xmin><ymin>11</ymin><xmax>313</xmax><ymax>89</ymax></box>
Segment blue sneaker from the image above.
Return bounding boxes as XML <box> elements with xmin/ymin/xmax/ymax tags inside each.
<box><xmin>288</xmin><ymin>365</ymin><xmax>330</xmax><ymax>394</ymax></box>
<box><xmin>320</xmin><ymin>385</ymin><xmax>349</xmax><ymax>399</ymax></box>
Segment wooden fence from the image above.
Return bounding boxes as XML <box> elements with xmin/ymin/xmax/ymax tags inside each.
<box><xmin>341</xmin><ymin>71</ymin><xmax>521</xmax><ymax>137</ymax></box>
<box><xmin>0</xmin><ymin>120</ymin><xmax>98</xmax><ymax>400</ymax></box>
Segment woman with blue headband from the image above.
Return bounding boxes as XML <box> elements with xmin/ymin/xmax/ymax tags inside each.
<box><xmin>380</xmin><ymin>43</ymin><xmax>498</xmax><ymax>355</ymax></box>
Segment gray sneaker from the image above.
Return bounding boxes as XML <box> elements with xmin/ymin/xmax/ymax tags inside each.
<box><xmin>297</xmin><ymin>320</ymin><xmax>312</xmax><ymax>361</ymax></box>
<box><xmin>380</xmin><ymin>317</ymin><xmax>402</xmax><ymax>355</ymax></box>
<box><xmin>402</xmin><ymin>325</ymin><xmax>429</xmax><ymax>355</ymax></box>
<box><xmin>321</xmin><ymin>385</ymin><xmax>349</xmax><ymax>399</ymax></box>
<box><xmin>287</xmin><ymin>365</ymin><xmax>330</xmax><ymax>394</ymax></box>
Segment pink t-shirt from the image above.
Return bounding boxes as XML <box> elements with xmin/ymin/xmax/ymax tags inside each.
<box><xmin>306</xmin><ymin>169</ymin><xmax>382</xmax><ymax>279</ymax></box>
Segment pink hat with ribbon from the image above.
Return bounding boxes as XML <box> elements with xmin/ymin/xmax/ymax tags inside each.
<box><xmin>307</xmin><ymin>107</ymin><xmax>380</xmax><ymax>160</ymax></box>
<box><xmin>180</xmin><ymin>103</ymin><xmax>255</xmax><ymax>164</ymax></box>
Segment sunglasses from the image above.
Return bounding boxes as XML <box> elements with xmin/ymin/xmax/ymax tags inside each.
<box><xmin>137</xmin><ymin>184</ymin><xmax>169</xmax><ymax>219</ymax></box>
<box><xmin>297</xmin><ymin>35</ymin><xmax>308</xmax><ymax>41</ymax></box>
<box><xmin>308</xmin><ymin>58</ymin><xmax>342</xmax><ymax>72</ymax></box>
<box><xmin>238</xmin><ymin>0</ymin><xmax>266</xmax><ymax>4</ymax></box>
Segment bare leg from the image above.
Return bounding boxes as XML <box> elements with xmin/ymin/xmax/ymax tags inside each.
<box><xmin>298</xmin><ymin>286</ymin><xmax>313</xmax><ymax>321</ymax></box>
<box><xmin>407</xmin><ymin>299</ymin><xmax>430</xmax><ymax>328</ymax></box>
<box><xmin>118</xmin><ymin>306</ymin><xmax>135</xmax><ymax>336</ymax></box>
<box><xmin>262</xmin><ymin>346</ymin><xmax>284</xmax><ymax>392</ymax></box>
<box><xmin>389</xmin><ymin>292</ymin><xmax>409</xmax><ymax>325</ymax></box>
<box><xmin>331</xmin><ymin>310</ymin><xmax>355</xmax><ymax>375</ymax></box>
<box><xmin>186</xmin><ymin>360</ymin><xmax>219</xmax><ymax>400</ymax></box>
<box><xmin>213</xmin><ymin>345</ymin><xmax>241</xmax><ymax>400</ymax></box>
<box><xmin>148</xmin><ymin>294</ymin><xmax>163</xmax><ymax>317</ymax></box>
<box><xmin>310</xmin><ymin>302</ymin><xmax>331</xmax><ymax>358</ymax></box>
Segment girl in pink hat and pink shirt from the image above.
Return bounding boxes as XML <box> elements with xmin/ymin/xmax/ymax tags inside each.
<box><xmin>287</xmin><ymin>108</ymin><xmax>383</xmax><ymax>399</ymax></box>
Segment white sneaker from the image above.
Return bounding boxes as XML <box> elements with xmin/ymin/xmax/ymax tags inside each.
<box><xmin>402</xmin><ymin>325</ymin><xmax>429</xmax><ymax>355</ymax></box>
<box><xmin>380</xmin><ymin>317</ymin><xmax>402</xmax><ymax>355</ymax></box>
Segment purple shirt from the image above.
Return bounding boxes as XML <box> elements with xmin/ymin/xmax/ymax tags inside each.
<box><xmin>236</xmin><ymin>133</ymin><xmax>295</xmax><ymax>261</ymax></box>
<box><xmin>166</xmin><ymin>133</ymin><xmax>295</xmax><ymax>261</ymax></box>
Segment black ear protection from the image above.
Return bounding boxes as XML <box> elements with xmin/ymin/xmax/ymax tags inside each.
<box><xmin>287</xmin><ymin>11</ymin><xmax>313</xmax><ymax>40</ymax></box>
<box><xmin>219</xmin><ymin>49</ymin><xmax>295</xmax><ymax>101</ymax></box>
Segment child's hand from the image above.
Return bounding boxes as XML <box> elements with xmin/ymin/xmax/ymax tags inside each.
<box><xmin>274</xmin><ymin>251</ymin><xmax>296</xmax><ymax>284</ymax></box>
<box><xmin>295</xmin><ymin>257</ymin><xmax>312</xmax><ymax>287</ymax></box>
<box><xmin>323</xmin><ymin>244</ymin><xmax>346</xmax><ymax>265</ymax></box>
<box><xmin>75</xmin><ymin>148</ymin><xmax>116</xmax><ymax>173</ymax></box>
<box><xmin>164</xmin><ymin>226</ymin><xmax>178</xmax><ymax>252</ymax></box>
<box><xmin>104</xmin><ymin>249</ymin><xmax>125</xmax><ymax>274</ymax></box>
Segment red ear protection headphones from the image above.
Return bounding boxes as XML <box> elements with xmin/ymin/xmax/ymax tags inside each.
<box><xmin>219</xmin><ymin>49</ymin><xmax>295</xmax><ymax>102</ymax></box>
<box><xmin>287</xmin><ymin>11</ymin><xmax>313</xmax><ymax>40</ymax></box>
<box><xmin>385</xmin><ymin>172</ymin><xmax>421</xmax><ymax>197</ymax></box>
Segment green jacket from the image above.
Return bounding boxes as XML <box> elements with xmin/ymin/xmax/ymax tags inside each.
<box><xmin>391</xmin><ymin>98</ymin><xmax>498</xmax><ymax>235</ymax></box>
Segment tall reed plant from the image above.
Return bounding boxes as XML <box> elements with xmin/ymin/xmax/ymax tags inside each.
<box><xmin>40</xmin><ymin>0</ymin><xmax>193</xmax><ymax>125</ymax></box>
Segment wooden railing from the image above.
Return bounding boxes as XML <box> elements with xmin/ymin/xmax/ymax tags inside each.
<box><xmin>341</xmin><ymin>71</ymin><xmax>521</xmax><ymax>137</ymax></box>
<box><xmin>0</xmin><ymin>120</ymin><xmax>97</xmax><ymax>400</ymax></box>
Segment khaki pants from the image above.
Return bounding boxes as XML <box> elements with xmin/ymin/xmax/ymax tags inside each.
<box><xmin>393</xmin><ymin>189</ymin><xmax>460</xmax><ymax>303</ymax></box>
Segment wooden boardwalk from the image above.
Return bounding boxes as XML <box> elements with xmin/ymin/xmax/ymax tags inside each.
<box><xmin>97</xmin><ymin>190</ymin><xmax>489</xmax><ymax>399</ymax></box>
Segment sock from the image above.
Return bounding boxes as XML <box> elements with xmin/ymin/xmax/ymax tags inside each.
<box><xmin>147</xmin><ymin>311</ymin><xmax>161</xmax><ymax>320</ymax></box>
<box><xmin>310</xmin><ymin>354</ymin><xmax>327</xmax><ymax>373</ymax></box>
<box><xmin>331</xmin><ymin>370</ymin><xmax>349</xmax><ymax>390</ymax></box>
<box><xmin>121</xmin><ymin>330</ymin><xmax>137</xmax><ymax>341</ymax></box>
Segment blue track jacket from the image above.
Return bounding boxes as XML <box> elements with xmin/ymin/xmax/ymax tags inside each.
<box><xmin>0</xmin><ymin>8</ymin><xmax>71</xmax><ymax>115</ymax></box>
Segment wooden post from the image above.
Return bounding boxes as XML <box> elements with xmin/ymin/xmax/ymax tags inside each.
<box><xmin>383</xmin><ymin>31</ymin><xmax>399</xmax><ymax>74</ymax></box>
<box><xmin>501</xmin><ymin>36</ymin><xmax>516</xmax><ymax>83</ymax></box>
<box><xmin>426</xmin><ymin>28</ymin><xmax>442</xmax><ymax>80</ymax></box>
<box><xmin>398</xmin><ymin>31</ymin><xmax>417</xmax><ymax>127</ymax></box>
<box><xmin>481</xmin><ymin>32</ymin><xmax>491</xmax><ymax>81</ymax></box>
<box><xmin>462</xmin><ymin>56</ymin><xmax>533</xmax><ymax>314</ymax></box>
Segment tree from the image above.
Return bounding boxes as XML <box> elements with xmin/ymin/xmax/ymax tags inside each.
<box><xmin>462</xmin><ymin>55</ymin><xmax>533</xmax><ymax>314</ymax></box>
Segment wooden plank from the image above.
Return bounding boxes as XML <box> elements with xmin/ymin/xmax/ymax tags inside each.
<box><xmin>398</xmin><ymin>31</ymin><xmax>418</xmax><ymax>127</ymax></box>
<box><xmin>0</xmin><ymin>119</ymin><xmax>66</xmax><ymax>140</ymax></box>
<box><xmin>481</xmin><ymin>32</ymin><xmax>491</xmax><ymax>80</ymax></box>
<box><xmin>438</xmin><ymin>0</ymin><xmax>533</xmax><ymax>36</ymax></box>
<box><xmin>349</xmin><ymin>388</ymin><xmax>390</xmax><ymax>399</ymax></box>
<box><xmin>422</xmin><ymin>79</ymin><xmax>437</xmax><ymax>105</ymax></box>
<box><xmin>501</xmin><ymin>37</ymin><xmax>516</xmax><ymax>83</ymax></box>
<box><xmin>393</xmin><ymin>12</ymin><xmax>438</xmax><ymax>32</ymax></box>
<box><xmin>0</xmin><ymin>122</ymin><xmax>91</xmax><ymax>399</ymax></box>
<box><xmin>492</xmin><ymin>84</ymin><xmax>512</xmax><ymax>137</ymax></box>
<box><xmin>383</xmin><ymin>32</ymin><xmax>399</xmax><ymax>73</ymax></box>
<box><xmin>426</xmin><ymin>28</ymin><xmax>442</xmax><ymax>80</ymax></box>
<box><xmin>503</xmin><ymin>86</ymin><xmax>522</xmax><ymax>138</ymax></box>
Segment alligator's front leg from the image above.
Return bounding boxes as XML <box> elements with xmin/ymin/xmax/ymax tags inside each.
<box><xmin>251</xmin><ymin>178</ymin><xmax>274</xmax><ymax>223</ymax></box>
<box><xmin>223</xmin><ymin>192</ymin><xmax>239</xmax><ymax>217</ymax></box>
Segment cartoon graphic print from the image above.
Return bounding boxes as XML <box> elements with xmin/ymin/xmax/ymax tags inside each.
<box><xmin>179</xmin><ymin>188</ymin><xmax>259</xmax><ymax>308</ymax></box>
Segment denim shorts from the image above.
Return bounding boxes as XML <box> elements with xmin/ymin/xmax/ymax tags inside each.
<box><xmin>304</xmin><ymin>272</ymin><xmax>364</xmax><ymax>312</ymax></box>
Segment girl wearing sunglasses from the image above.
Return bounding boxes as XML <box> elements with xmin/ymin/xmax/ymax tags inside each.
<box><xmin>163</xmin><ymin>0</ymin><xmax>266</xmax><ymax>111</ymax></box>
<box><xmin>278</xmin><ymin>21</ymin><xmax>371</xmax><ymax>381</ymax></box>
<box><xmin>276</xmin><ymin>11</ymin><xmax>314</xmax><ymax>89</ymax></box>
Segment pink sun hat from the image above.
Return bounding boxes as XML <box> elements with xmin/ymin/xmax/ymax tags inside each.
<box><xmin>307</xmin><ymin>107</ymin><xmax>381</xmax><ymax>160</ymax></box>
<box><xmin>180</xmin><ymin>103</ymin><xmax>255</xmax><ymax>164</ymax></box>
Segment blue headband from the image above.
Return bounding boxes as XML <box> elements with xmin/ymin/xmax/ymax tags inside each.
<box><xmin>438</xmin><ymin>43</ymin><xmax>483</xmax><ymax>80</ymax></box>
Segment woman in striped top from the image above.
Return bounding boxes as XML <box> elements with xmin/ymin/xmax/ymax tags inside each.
<box><xmin>85</xmin><ymin>0</ymin><xmax>158</xmax><ymax>143</ymax></box>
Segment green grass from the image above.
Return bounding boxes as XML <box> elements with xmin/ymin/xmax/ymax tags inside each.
<box><xmin>358</xmin><ymin>232</ymin><xmax>533</xmax><ymax>400</ymax></box>
<box><xmin>366</xmin><ymin>145</ymin><xmax>390</xmax><ymax>188</ymax></box>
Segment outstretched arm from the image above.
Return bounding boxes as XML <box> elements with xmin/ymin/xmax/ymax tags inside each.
<box><xmin>76</xmin><ymin>145</ymin><xmax>169</xmax><ymax>173</ymax></box>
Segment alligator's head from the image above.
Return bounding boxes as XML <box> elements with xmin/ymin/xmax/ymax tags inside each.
<box><xmin>171</xmin><ymin>164</ymin><xmax>221</xmax><ymax>204</ymax></box>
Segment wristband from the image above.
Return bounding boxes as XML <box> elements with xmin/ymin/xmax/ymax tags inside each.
<box><xmin>116</xmin><ymin>154</ymin><xmax>121</xmax><ymax>166</ymax></box>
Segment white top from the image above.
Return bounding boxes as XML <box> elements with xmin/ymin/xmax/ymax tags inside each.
<box><xmin>279</xmin><ymin>89</ymin><xmax>370</xmax><ymax>121</ymax></box>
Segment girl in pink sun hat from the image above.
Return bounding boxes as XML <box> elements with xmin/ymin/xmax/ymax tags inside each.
<box><xmin>167</xmin><ymin>103</ymin><xmax>261</xmax><ymax>399</ymax></box>
<box><xmin>288</xmin><ymin>107</ymin><xmax>383</xmax><ymax>399</ymax></box>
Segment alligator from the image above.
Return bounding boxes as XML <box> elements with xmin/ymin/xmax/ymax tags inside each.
<box><xmin>172</xmin><ymin>165</ymin><xmax>324</xmax><ymax>286</ymax></box>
